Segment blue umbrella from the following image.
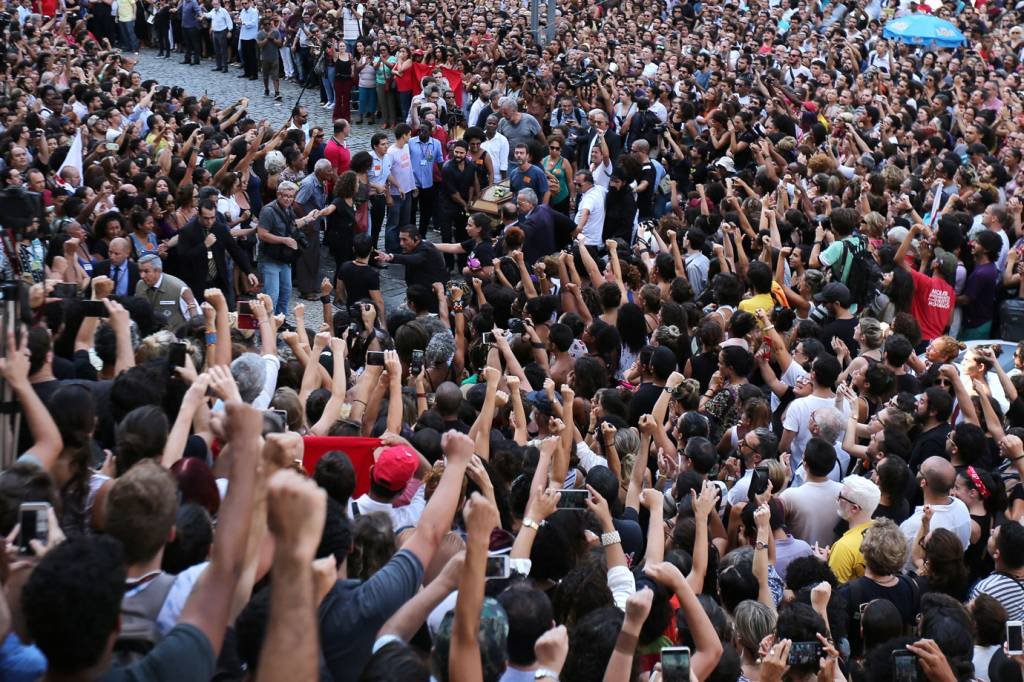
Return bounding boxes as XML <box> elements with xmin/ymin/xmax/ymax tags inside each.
<box><xmin>882</xmin><ymin>14</ymin><xmax>967</xmax><ymax>48</ymax></box>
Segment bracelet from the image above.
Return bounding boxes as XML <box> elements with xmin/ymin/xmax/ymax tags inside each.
<box><xmin>531</xmin><ymin>342</ymin><xmax>545</xmax><ymax>349</ymax></box>
<box><xmin>600</xmin><ymin>530</ymin><xmax>621</xmax><ymax>547</ymax></box>
<box><xmin>814</xmin><ymin>241</ymin><xmax>823</xmax><ymax>245</ymax></box>
<box><xmin>320</xmin><ymin>296</ymin><xmax>331</xmax><ymax>304</ymax></box>
<box><xmin>1012</xmin><ymin>454</ymin><xmax>1024</xmax><ymax>462</ymax></box>
<box><xmin>522</xmin><ymin>517</ymin><xmax>540</xmax><ymax>531</ymax></box>
<box><xmin>534</xmin><ymin>670</ymin><xmax>560</xmax><ymax>682</ymax></box>
<box><xmin>352</xmin><ymin>399</ymin><xmax>367</xmax><ymax>406</ymax></box>
<box><xmin>416</xmin><ymin>393</ymin><xmax>426</xmax><ymax>398</ymax></box>
<box><xmin>205</xmin><ymin>332</ymin><xmax>217</xmax><ymax>345</ymax></box>
<box><xmin>763</xmin><ymin>324</ymin><xmax>775</xmax><ymax>331</ymax></box>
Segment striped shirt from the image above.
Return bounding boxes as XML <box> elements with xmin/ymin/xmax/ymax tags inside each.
<box><xmin>970</xmin><ymin>573</ymin><xmax>1024</xmax><ymax>621</ymax></box>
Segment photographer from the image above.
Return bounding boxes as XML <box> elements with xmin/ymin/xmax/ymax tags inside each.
<box><xmin>257</xmin><ymin>180</ymin><xmax>319</xmax><ymax>318</ymax></box>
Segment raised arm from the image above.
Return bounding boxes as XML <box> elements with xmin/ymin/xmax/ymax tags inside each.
<box><xmin>255</xmin><ymin>470</ymin><xmax>326</xmax><ymax>682</ymax></box>
<box><xmin>0</xmin><ymin>330</ymin><xmax>63</xmax><ymax>467</ymax></box>
<box><xmin>176</xmin><ymin>402</ymin><xmax>260</xmax><ymax>655</ymax></box>
<box><xmin>644</xmin><ymin>561</ymin><xmax>724</xmax><ymax>679</ymax></box>
<box><xmin>448</xmin><ymin>492</ymin><xmax>499</xmax><ymax>682</ymax></box>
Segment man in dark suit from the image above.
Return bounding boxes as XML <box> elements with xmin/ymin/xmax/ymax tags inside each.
<box><xmin>379</xmin><ymin>225</ymin><xmax>448</xmax><ymax>311</ymax></box>
<box><xmin>516</xmin><ymin>188</ymin><xmax>573</xmax><ymax>265</ymax></box>
<box><xmin>171</xmin><ymin>198</ymin><xmax>258</xmax><ymax>305</ymax></box>
<box><xmin>576</xmin><ymin>110</ymin><xmax>622</xmax><ymax>174</ymax></box>
<box><xmin>91</xmin><ymin>237</ymin><xmax>139</xmax><ymax>297</ymax></box>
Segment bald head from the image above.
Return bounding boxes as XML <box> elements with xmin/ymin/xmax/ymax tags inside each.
<box><xmin>108</xmin><ymin>237</ymin><xmax>130</xmax><ymax>266</ymax></box>
<box><xmin>434</xmin><ymin>382</ymin><xmax>463</xmax><ymax>418</ymax></box>
<box><xmin>920</xmin><ymin>456</ymin><xmax>955</xmax><ymax>495</ymax></box>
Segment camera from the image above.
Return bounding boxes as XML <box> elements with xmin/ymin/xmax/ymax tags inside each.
<box><xmin>570</xmin><ymin>70</ymin><xmax>598</xmax><ymax>89</ymax></box>
<box><xmin>808</xmin><ymin>303</ymin><xmax>832</xmax><ymax>326</ymax></box>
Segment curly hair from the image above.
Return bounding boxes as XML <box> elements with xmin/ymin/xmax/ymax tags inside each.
<box><xmin>349</xmin><ymin>512</ymin><xmax>396</xmax><ymax>581</ymax></box>
<box><xmin>23</xmin><ymin>536</ymin><xmax>126</xmax><ymax>674</ymax></box>
<box><xmin>860</xmin><ymin>518</ymin><xmax>908</xmax><ymax>576</ymax></box>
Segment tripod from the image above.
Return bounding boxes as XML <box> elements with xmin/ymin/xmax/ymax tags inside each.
<box><xmin>291</xmin><ymin>42</ymin><xmax>329</xmax><ymax>114</ymax></box>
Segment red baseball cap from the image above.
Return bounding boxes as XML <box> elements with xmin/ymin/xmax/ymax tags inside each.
<box><xmin>372</xmin><ymin>445</ymin><xmax>419</xmax><ymax>492</ymax></box>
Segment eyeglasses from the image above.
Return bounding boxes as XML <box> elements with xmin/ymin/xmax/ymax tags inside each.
<box><xmin>838</xmin><ymin>493</ymin><xmax>857</xmax><ymax>506</ymax></box>
<box><xmin>549</xmin><ymin>145</ymin><xmax>560</xmax><ymax>150</ymax></box>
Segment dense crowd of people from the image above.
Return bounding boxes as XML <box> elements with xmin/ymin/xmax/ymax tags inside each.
<box><xmin>3</xmin><ymin>0</ymin><xmax>1024</xmax><ymax>679</ymax></box>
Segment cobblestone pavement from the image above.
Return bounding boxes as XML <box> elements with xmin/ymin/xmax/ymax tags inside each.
<box><xmin>133</xmin><ymin>48</ymin><xmax>412</xmax><ymax>329</ymax></box>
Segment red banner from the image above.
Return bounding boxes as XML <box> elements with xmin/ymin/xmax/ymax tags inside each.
<box><xmin>410</xmin><ymin>62</ymin><xmax>465</xmax><ymax>106</ymax></box>
<box><xmin>302</xmin><ymin>436</ymin><xmax>381</xmax><ymax>498</ymax></box>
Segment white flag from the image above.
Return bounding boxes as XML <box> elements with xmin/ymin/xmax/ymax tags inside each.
<box><xmin>57</xmin><ymin>127</ymin><xmax>85</xmax><ymax>188</ymax></box>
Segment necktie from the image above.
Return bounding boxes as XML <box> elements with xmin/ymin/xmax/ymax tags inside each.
<box><xmin>111</xmin><ymin>265</ymin><xmax>120</xmax><ymax>294</ymax></box>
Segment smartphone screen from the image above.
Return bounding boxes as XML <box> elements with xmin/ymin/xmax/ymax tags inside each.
<box><xmin>238</xmin><ymin>300</ymin><xmax>252</xmax><ymax>315</ymax></box>
<box><xmin>19</xmin><ymin>503</ymin><xmax>50</xmax><ymax>555</ymax></box>
<box><xmin>661</xmin><ymin>647</ymin><xmax>691</xmax><ymax>682</ymax></box>
<box><xmin>485</xmin><ymin>555</ymin><xmax>509</xmax><ymax>579</ymax></box>
<box><xmin>481</xmin><ymin>332</ymin><xmax>494</xmax><ymax>345</ymax></box>
<box><xmin>556</xmin><ymin>489</ymin><xmax>589</xmax><ymax>510</ymax></box>
<box><xmin>237</xmin><ymin>314</ymin><xmax>258</xmax><ymax>330</ymax></box>
<box><xmin>748</xmin><ymin>465</ymin><xmax>769</xmax><ymax>499</ymax></box>
<box><xmin>891</xmin><ymin>650</ymin><xmax>919</xmax><ymax>682</ymax></box>
<box><xmin>167</xmin><ymin>341</ymin><xmax>187</xmax><ymax>373</ymax></box>
<box><xmin>1009</xmin><ymin>621</ymin><xmax>1024</xmax><ymax>654</ymax></box>
<box><xmin>80</xmin><ymin>300</ymin><xmax>109</xmax><ymax>317</ymax></box>
<box><xmin>787</xmin><ymin>641</ymin><xmax>822</xmax><ymax>666</ymax></box>
<box><xmin>366</xmin><ymin>351</ymin><xmax>385</xmax><ymax>366</ymax></box>
<box><xmin>410</xmin><ymin>349</ymin><xmax>424</xmax><ymax>375</ymax></box>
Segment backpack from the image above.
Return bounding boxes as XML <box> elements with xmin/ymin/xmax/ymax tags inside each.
<box><xmin>113</xmin><ymin>572</ymin><xmax>177</xmax><ymax>666</ymax></box>
<box><xmin>632</xmin><ymin>110</ymin><xmax>660</xmax><ymax>149</ymax></box>
<box><xmin>831</xmin><ymin>235</ymin><xmax>883</xmax><ymax>308</ymax></box>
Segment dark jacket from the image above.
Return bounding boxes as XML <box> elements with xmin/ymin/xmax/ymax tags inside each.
<box><xmin>391</xmin><ymin>240</ymin><xmax>449</xmax><ymax>292</ymax></box>
<box><xmin>171</xmin><ymin>217</ymin><xmax>255</xmax><ymax>300</ymax></box>
<box><xmin>92</xmin><ymin>259</ymin><xmax>140</xmax><ymax>297</ymax></box>
<box><xmin>519</xmin><ymin>204</ymin><xmax>572</xmax><ymax>264</ymax></box>
<box><xmin>576</xmin><ymin>128</ymin><xmax>623</xmax><ymax>171</ymax></box>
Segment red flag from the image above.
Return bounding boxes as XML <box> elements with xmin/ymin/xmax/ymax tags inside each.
<box><xmin>302</xmin><ymin>436</ymin><xmax>381</xmax><ymax>498</ymax></box>
<box><xmin>410</xmin><ymin>62</ymin><xmax>465</xmax><ymax>106</ymax></box>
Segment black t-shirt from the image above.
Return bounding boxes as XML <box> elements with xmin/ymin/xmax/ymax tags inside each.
<box><xmin>461</xmin><ymin>238</ymin><xmax>494</xmax><ymax>269</ymax></box>
<box><xmin>909</xmin><ymin>422</ymin><xmax>950</xmax><ymax>472</ymax></box>
<box><xmin>636</xmin><ymin>161</ymin><xmax>657</xmax><ymax>219</ymax></box>
<box><xmin>629</xmin><ymin>382</ymin><xmax>663</xmax><ymax>425</ymax></box>
<box><xmin>822</xmin><ymin>317</ymin><xmax>860</xmax><ymax>357</ymax></box>
<box><xmin>339</xmin><ymin>261</ymin><xmax>380</xmax><ymax>305</ymax></box>
<box><xmin>896</xmin><ymin>373</ymin><xmax>922</xmax><ymax>395</ymax></box>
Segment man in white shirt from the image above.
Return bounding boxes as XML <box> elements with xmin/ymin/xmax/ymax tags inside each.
<box><xmin>341</xmin><ymin>2</ymin><xmax>364</xmax><ymax>51</ymax></box>
<box><xmin>480</xmin><ymin>114</ymin><xmax>509</xmax><ymax>184</ymax></box>
<box><xmin>350</xmin><ymin>445</ymin><xmax>427</xmax><ymax>531</ymax></box>
<box><xmin>573</xmin><ymin>169</ymin><xmax>606</xmax><ymax>246</ymax></box>
<box><xmin>238</xmin><ymin>0</ymin><xmax>260</xmax><ymax>80</ymax></box>
<box><xmin>205</xmin><ymin>0</ymin><xmax>234</xmax><ymax>73</ymax></box>
<box><xmin>780</xmin><ymin>354</ymin><xmax>847</xmax><ymax>474</ymax></box>
<box><xmin>899</xmin><ymin>456</ymin><xmax>972</xmax><ymax>571</ymax></box>
<box><xmin>779</xmin><ymin>437</ymin><xmax>845</xmax><ymax>548</ymax></box>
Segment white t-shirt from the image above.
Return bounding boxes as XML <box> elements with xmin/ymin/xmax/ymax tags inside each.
<box><xmin>779</xmin><ymin>479</ymin><xmax>844</xmax><ymax>547</ymax></box>
<box><xmin>782</xmin><ymin>394</ymin><xmax>848</xmax><ymax>471</ymax></box>
<box><xmin>900</xmin><ymin>497</ymin><xmax>971</xmax><ymax>571</ymax></box>
<box><xmin>577</xmin><ymin>185</ymin><xmax>607</xmax><ymax>246</ymax></box>
<box><xmin>771</xmin><ymin>361</ymin><xmax>808</xmax><ymax>413</ymax></box>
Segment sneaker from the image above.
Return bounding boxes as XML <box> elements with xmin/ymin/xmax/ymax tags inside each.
<box><xmin>274</xmin><ymin>94</ymin><xmax>282</xmax><ymax>101</ymax></box>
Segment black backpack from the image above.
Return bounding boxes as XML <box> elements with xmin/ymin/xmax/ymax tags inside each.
<box><xmin>831</xmin><ymin>235</ymin><xmax>883</xmax><ymax>308</ymax></box>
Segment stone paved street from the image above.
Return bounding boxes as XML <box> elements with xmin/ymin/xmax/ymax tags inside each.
<box><xmin>133</xmin><ymin>49</ymin><xmax>411</xmax><ymax>329</ymax></box>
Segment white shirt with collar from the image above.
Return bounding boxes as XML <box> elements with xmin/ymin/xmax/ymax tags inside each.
<box><xmin>206</xmin><ymin>7</ymin><xmax>233</xmax><ymax>31</ymax></box>
<box><xmin>239</xmin><ymin>6</ymin><xmax>259</xmax><ymax>40</ymax></box>
<box><xmin>481</xmin><ymin>132</ymin><xmax>509</xmax><ymax>183</ymax></box>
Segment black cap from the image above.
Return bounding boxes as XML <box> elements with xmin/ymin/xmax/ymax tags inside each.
<box><xmin>813</xmin><ymin>282</ymin><xmax>852</xmax><ymax>307</ymax></box>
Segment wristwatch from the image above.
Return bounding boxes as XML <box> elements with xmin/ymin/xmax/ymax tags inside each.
<box><xmin>522</xmin><ymin>517</ymin><xmax>540</xmax><ymax>531</ymax></box>
<box><xmin>600</xmin><ymin>530</ymin><xmax>621</xmax><ymax>547</ymax></box>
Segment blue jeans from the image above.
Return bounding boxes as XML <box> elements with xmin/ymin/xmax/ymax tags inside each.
<box><xmin>118</xmin><ymin>20</ymin><xmax>138</xmax><ymax>51</ymax></box>
<box><xmin>384</xmin><ymin>191</ymin><xmax>411</xmax><ymax>253</ymax></box>
<box><xmin>358</xmin><ymin>86</ymin><xmax>377</xmax><ymax>119</ymax></box>
<box><xmin>259</xmin><ymin>258</ymin><xmax>292</xmax><ymax>317</ymax></box>
<box><xmin>322</xmin><ymin>65</ymin><xmax>336</xmax><ymax>106</ymax></box>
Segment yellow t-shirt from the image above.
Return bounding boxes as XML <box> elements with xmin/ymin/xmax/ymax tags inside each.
<box><xmin>738</xmin><ymin>293</ymin><xmax>775</xmax><ymax>317</ymax></box>
<box><xmin>828</xmin><ymin>520</ymin><xmax>874</xmax><ymax>583</ymax></box>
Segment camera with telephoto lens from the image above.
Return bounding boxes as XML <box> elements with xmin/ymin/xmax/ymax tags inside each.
<box><xmin>570</xmin><ymin>70</ymin><xmax>598</xmax><ymax>89</ymax></box>
<box><xmin>808</xmin><ymin>303</ymin><xmax>832</xmax><ymax>326</ymax></box>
